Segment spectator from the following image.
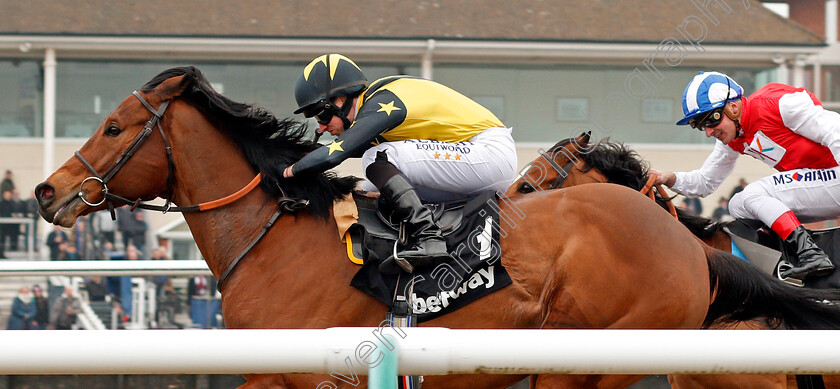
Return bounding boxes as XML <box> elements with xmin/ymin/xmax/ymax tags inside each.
<box><xmin>10</xmin><ymin>189</ymin><xmax>24</xmax><ymax>217</ymax></box>
<box><xmin>85</xmin><ymin>276</ymin><xmax>109</xmax><ymax>302</ymax></box>
<box><xmin>117</xmin><ymin>207</ymin><xmax>148</xmax><ymax>255</ymax></box>
<box><xmin>156</xmin><ymin>279</ymin><xmax>183</xmax><ymax>329</ymax></box>
<box><xmin>0</xmin><ymin>190</ymin><xmax>12</xmax><ymax>258</ymax></box>
<box><xmin>59</xmin><ymin>242</ymin><xmax>79</xmax><ymax>260</ymax></box>
<box><xmin>118</xmin><ymin>245</ymin><xmax>142</xmax><ymax>318</ymax></box>
<box><xmin>729</xmin><ymin>177</ymin><xmax>748</xmax><ymax>199</ymax></box>
<box><xmin>711</xmin><ymin>197</ymin><xmax>731</xmax><ymax>221</ymax></box>
<box><xmin>46</xmin><ymin>226</ymin><xmax>69</xmax><ymax>261</ymax></box>
<box><xmin>102</xmin><ymin>241</ymin><xmax>123</xmax><ymax>260</ymax></box>
<box><xmin>72</xmin><ymin>216</ymin><xmax>94</xmax><ymax>258</ymax></box>
<box><xmin>150</xmin><ymin>247</ymin><xmax>170</xmax><ymax>294</ymax></box>
<box><xmin>0</xmin><ymin>170</ymin><xmax>14</xmax><ymax>195</ymax></box>
<box><xmin>50</xmin><ymin>286</ymin><xmax>82</xmax><ymax>330</ymax></box>
<box><xmin>679</xmin><ymin>197</ymin><xmax>703</xmax><ymax>216</ymax></box>
<box><xmin>7</xmin><ymin>286</ymin><xmax>36</xmax><ymax>330</ymax></box>
<box><xmin>94</xmin><ymin>211</ymin><xmax>117</xmax><ymax>246</ymax></box>
<box><xmin>31</xmin><ymin>285</ymin><xmax>49</xmax><ymax>330</ymax></box>
<box><xmin>23</xmin><ymin>191</ymin><xmax>39</xmax><ymax>252</ymax></box>
<box><xmin>9</xmin><ymin>189</ymin><xmax>24</xmax><ymax>251</ymax></box>
<box><xmin>130</xmin><ymin>211</ymin><xmax>148</xmax><ymax>256</ymax></box>
<box><xmin>188</xmin><ymin>275</ymin><xmax>220</xmax><ymax>328</ymax></box>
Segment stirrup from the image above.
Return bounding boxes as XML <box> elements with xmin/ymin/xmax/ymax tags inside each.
<box><xmin>379</xmin><ymin>240</ymin><xmax>415</xmax><ymax>275</ymax></box>
<box><xmin>776</xmin><ymin>260</ymin><xmax>804</xmax><ymax>287</ymax></box>
<box><xmin>391</xmin><ymin>240</ymin><xmax>415</xmax><ymax>273</ymax></box>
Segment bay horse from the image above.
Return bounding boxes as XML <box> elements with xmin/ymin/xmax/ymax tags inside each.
<box><xmin>507</xmin><ymin>133</ymin><xmax>838</xmax><ymax>389</ymax></box>
<box><xmin>35</xmin><ymin>67</ymin><xmax>840</xmax><ymax>389</ymax></box>
<box><xmin>506</xmin><ymin>132</ymin><xmax>732</xmax><ymax>250</ymax></box>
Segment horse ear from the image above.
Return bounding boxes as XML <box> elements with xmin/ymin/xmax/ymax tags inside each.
<box><xmin>570</xmin><ymin>131</ymin><xmax>595</xmax><ymax>153</ymax></box>
<box><xmin>153</xmin><ymin>75</ymin><xmax>190</xmax><ymax>101</ymax></box>
<box><xmin>580</xmin><ymin>131</ymin><xmax>591</xmax><ymax>143</ymax></box>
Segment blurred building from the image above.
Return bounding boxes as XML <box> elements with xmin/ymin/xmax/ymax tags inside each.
<box><xmin>0</xmin><ymin>0</ymin><xmax>837</xmax><ymax>237</ymax></box>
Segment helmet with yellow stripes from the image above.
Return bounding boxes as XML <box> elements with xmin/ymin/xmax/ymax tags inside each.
<box><xmin>293</xmin><ymin>54</ymin><xmax>368</xmax><ymax>118</ymax></box>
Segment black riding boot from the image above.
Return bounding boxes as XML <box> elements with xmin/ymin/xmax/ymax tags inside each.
<box><xmin>779</xmin><ymin>226</ymin><xmax>834</xmax><ymax>279</ymax></box>
<box><xmin>378</xmin><ymin>174</ymin><xmax>451</xmax><ymax>270</ymax></box>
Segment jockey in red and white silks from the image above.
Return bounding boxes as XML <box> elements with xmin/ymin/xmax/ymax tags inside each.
<box><xmin>652</xmin><ymin>71</ymin><xmax>840</xmax><ymax>280</ymax></box>
<box><xmin>674</xmin><ymin>83</ymin><xmax>840</xmax><ymax>224</ymax></box>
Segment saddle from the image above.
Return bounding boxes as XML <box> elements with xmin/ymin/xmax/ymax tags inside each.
<box><xmin>345</xmin><ymin>190</ymin><xmax>512</xmax><ymax>322</ymax></box>
<box><xmin>724</xmin><ymin>219</ymin><xmax>840</xmax><ymax>289</ymax></box>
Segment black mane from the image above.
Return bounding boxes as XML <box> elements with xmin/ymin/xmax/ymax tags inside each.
<box><xmin>140</xmin><ymin>66</ymin><xmax>359</xmax><ymax>219</ymax></box>
<box><xmin>560</xmin><ymin>137</ymin><xmax>726</xmax><ymax>239</ymax></box>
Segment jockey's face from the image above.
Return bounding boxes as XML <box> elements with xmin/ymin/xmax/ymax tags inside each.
<box><xmin>697</xmin><ymin>100</ymin><xmax>741</xmax><ymax>145</ymax></box>
<box><xmin>703</xmin><ymin>111</ymin><xmax>737</xmax><ymax>144</ymax></box>
<box><xmin>316</xmin><ymin>96</ymin><xmax>355</xmax><ymax>137</ymax></box>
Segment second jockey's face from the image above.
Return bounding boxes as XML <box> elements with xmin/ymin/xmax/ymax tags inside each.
<box><xmin>703</xmin><ymin>114</ymin><xmax>737</xmax><ymax>144</ymax></box>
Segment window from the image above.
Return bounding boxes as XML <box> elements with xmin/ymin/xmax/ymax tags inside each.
<box><xmin>0</xmin><ymin>59</ymin><xmax>42</xmax><ymax>137</ymax></box>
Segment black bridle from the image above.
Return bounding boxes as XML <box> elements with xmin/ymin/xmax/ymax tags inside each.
<box><xmin>540</xmin><ymin>149</ymin><xmax>575</xmax><ymax>190</ymax></box>
<box><xmin>74</xmin><ymin>91</ymin><xmax>177</xmax><ymax>219</ymax></box>
<box><xmin>71</xmin><ymin>90</ymin><xmax>308</xmax><ymax>291</ymax></box>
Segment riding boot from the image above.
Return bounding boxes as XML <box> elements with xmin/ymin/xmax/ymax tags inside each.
<box><xmin>779</xmin><ymin>226</ymin><xmax>834</xmax><ymax>279</ymax></box>
<box><xmin>378</xmin><ymin>174</ymin><xmax>451</xmax><ymax>269</ymax></box>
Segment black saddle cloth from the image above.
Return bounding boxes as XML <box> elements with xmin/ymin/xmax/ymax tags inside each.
<box><xmin>349</xmin><ymin>190</ymin><xmax>512</xmax><ymax>323</ymax></box>
<box><xmin>726</xmin><ymin>219</ymin><xmax>840</xmax><ymax>289</ymax></box>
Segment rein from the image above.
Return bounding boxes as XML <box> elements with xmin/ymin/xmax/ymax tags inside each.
<box><xmin>73</xmin><ymin>90</ymin><xmax>309</xmax><ymax>292</ymax></box>
<box><xmin>641</xmin><ymin>174</ymin><xmax>678</xmax><ymax>219</ymax></box>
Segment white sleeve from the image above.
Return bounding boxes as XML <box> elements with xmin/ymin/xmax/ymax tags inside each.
<box><xmin>670</xmin><ymin>140</ymin><xmax>739</xmax><ymax>198</ymax></box>
<box><xmin>779</xmin><ymin>91</ymin><xmax>840</xmax><ymax>164</ymax></box>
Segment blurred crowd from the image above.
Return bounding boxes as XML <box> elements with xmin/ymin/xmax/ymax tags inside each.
<box><xmin>0</xmin><ymin>169</ymin><xmax>221</xmax><ymax>330</ymax></box>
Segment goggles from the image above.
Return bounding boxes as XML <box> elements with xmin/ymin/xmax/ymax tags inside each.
<box><xmin>312</xmin><ymin>107</ymin><xmax>334</xmax><ymax>125</ymax></box>
<box><xmin>688</xmin><ymin>108</ymin><xmax>724</xmax><ymax>130</ymax></box>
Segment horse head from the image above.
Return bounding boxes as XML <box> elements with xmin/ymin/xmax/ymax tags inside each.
<box><xmin>35</xmin><ymin>66</ymin><xmax>358</xmax><ymax>229</ymax></box>
<box><xmin>505</xmin><ymin>131</ymin><xmax>601</xmax><ymax>197</ymax></box>
<box><xmin>35</xmin><ymin>74</ymin><xmax>192</xmax><ymax>227</ymax></box>
<box><xmin>505</xmin><ymin>132</ymin><xmax>656</xmax><ymax>198</ymax></box>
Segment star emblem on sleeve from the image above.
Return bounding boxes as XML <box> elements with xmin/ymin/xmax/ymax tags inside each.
<box><xmin>327</xmin><ymin>140</ymin><xmax>344</xmax><ymax>155</ymax></box>
<box><xmin>377</xmin><ymin>101</ymin><xmax>402</xmax><ymax>116</ymax></box>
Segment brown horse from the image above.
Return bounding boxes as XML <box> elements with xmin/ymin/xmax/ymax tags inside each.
<box><xmin>35</xmin><ymin>67</ymin><xmax>840</xmax><ymax>389</ymax></box>
<box><xmin>507</xmin><ymin>133</ymin><xmax>839</xmax><ymax>389</ymax></box>
<box><xmin>506</xmin><ymin>132</ymin><xmax>732</xmax><ymax>250</ymax></box>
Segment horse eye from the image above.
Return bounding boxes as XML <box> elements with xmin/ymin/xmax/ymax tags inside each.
<box><xmin>104</xmin><ymin>125</ymin><xmax>122</xmax><ymax>137</ymax></box>
<box><xmin>518</xmin><ymin>183</ymin><xmax>535</xmax><ymax>194</ymax></box>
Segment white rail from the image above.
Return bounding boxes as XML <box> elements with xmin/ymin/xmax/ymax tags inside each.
<box><xmin>0</xmin><ymin>260</ymin><xmax>212</xmax><ymax>276</ymax></box>
<box><xmin>1</xmin><ymin>328</ymin><xmax>840</xmax><ymax>375</ymax></box>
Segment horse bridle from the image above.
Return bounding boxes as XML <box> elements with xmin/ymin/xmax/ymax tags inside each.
<box><xmin>518</xmin><ymin>148</ymin><xmax>574</xmax><ymax>192</ymax></box>
<box><xmin>540</xmin><ymin>149</ymin><xmax>575</xmax><ymax>190</ymax></box>
<box><xmin>74</xmin><ymin>91</ymin><xmax>176</xmax><ymax>220</ymax></box>
<box><xmin>72</xmin><ymin>90</ymin><xmax>309</xmax><ymax>292</ymax></box>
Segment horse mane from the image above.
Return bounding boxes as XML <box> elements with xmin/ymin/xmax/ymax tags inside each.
<box><xmin>140</xmin><ymin>66</ymin><xmax>360</xmax><ymax>220</ymax></box>
<box><xmin>562</xmin><ymin>138</ymin><xmax>727</xmax><ymax>239</ymax></box>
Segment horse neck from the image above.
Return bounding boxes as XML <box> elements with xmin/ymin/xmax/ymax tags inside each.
<box><xmin>166</xmin><ymin>106</ymin><xmax>289</xmax><ymax>279</ymax></box>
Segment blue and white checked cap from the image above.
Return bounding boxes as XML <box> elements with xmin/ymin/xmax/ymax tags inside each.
<box><xmin>677</xmin><ymin>71</ymin><xmax>744</xmax><ymax>125</ymax></box>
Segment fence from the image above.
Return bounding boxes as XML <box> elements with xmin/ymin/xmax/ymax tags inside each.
<box><xmin>0</xmin><ymin>260</ymin><xmax>212</xmax><ymax>276</ymax></box>
<box><xmin>0</xmin><ymin>328</ymin><xmax>839</xmax><ymax>375</ymax></box>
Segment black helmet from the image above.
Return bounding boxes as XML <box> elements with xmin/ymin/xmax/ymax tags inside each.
<box><xmin>293</xmin><ymin>54</ymin><xmax>368</xmax><ymax>116</ymax></box>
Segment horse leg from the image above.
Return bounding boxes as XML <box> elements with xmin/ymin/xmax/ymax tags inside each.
<box><xmin>239</xmin><ymin>374</ymin><xmax>365</xmax><ymax>389</ymax></box>
<box><xmin>668</xmin><ymin>374</ymin><xmax>786</xmax><ymax>389</ymax></box>
<box><xmin>238</xmin><ymin>374</ymin><xmax>289</xmax><ymax>389</ymax></box>
<box><xmin>532</xmin><ymin>374</ymin><xmax>646</xmax><ymax>389</ymax></box>
<box><xmin>820</xmin><ymin>375</ymin><xmax>840</xmax><ymax>388</ymax></box>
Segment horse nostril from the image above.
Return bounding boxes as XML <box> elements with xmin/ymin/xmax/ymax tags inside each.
<box><xmin>35</xmin><ymin>182</ymin><xmax>55</xmax><ymax>204</ymax></box>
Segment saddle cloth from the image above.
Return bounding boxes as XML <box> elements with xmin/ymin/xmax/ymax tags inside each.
<box><xmin>343</xmin><ymin>190</ymin><xmax>512</xmax><ymax>323</ymax></box>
